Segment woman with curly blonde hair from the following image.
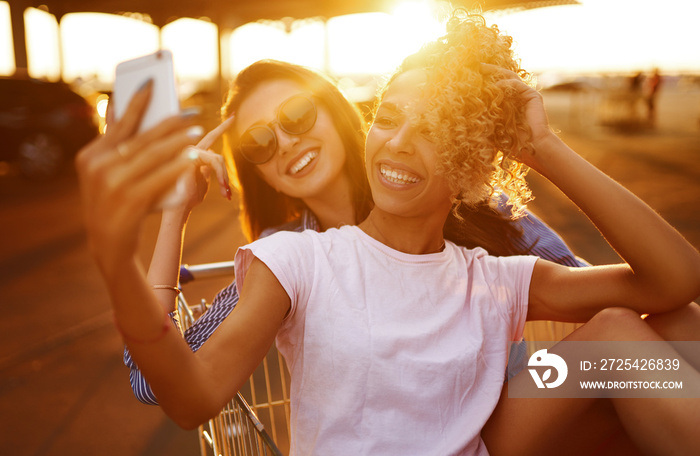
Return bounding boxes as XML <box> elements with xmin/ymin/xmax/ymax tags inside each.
<box><xmin>391</xmin><ymin>11</ymin><xmax>532</xmax><ymax>216</ymax></box>
<box><xmin>76</xmin><ymin>11</ymin><xmax>700</xmax><ymax>455</ymax></box>
<box><xmin>375</xmin><ymin>13</ymin><xmax>700</xmax><ymax>455</ymax></box>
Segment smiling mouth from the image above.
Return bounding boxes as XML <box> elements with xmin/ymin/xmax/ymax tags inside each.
<box><xmin>379</xmin><ymin>164</ymin><xmax>420</xmax><ymax>184</ymax></box>
<box><xmin>290</xmin><ymin>150</ymin><xmax>318</xmax><ymax>175</ymax></box>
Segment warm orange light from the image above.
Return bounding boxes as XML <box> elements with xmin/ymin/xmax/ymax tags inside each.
<box><xmin>0</xmin><ymin>2</ymin><xmax>14</xmax><ymax>75</ymax></box>
<box><xmin>162</xmin><ymin>18</ymin><xmax>219</xmax><ymax>83</ymax></box>
<box><xmin>285</xmin><ymin>19</ymin><xmax>326</xmax><ymax>70</ymax></box>
<box><xmin>96</xmin><ymin>93</ymin><xmax>109</xmax><ymax>133</ymax></box>
<box><xmin>225</xmin><ymin>18</ymin><xmax>325</xmax><ymax>76</ymax></box>
<box><xmin>488</xmin><ymin>0</ymin><xmax>700</xmax><ymax>74</ymax></box>
<box><xmin>327</xmin><ymin>13</ymin><xmax>397</xmax><ymax>76</ymax></box>
<box><xmin>390</xmin><ymin>0</ymin><xmax>445</xmax><ymax>54</ymax></box>
<box><xmin>96</xmin><ymin>94</ymin><xmax>109</xmax><ymax>117</ymax></box>
<box><xmin>226</xmin><ymin>22</ymin><xmax>286</xmax><ymax>75</ymax></box>
<box><xmin>327</xmin><ymin>8</ymin><xmax>443</xmax><ymax>77</ymax></box>
<box><xmin>24</xmin><ymin>7</ymin><xmax>61</xmax><ymax>80</ymax></box>
<box><xmin>61</xmin><ymin>13</ymin><xmax>159</xmax><ymax>84</ymax></box>
<box><xmin>10</xmin><ymin>0</ymin><xmax>696</xmax><ymax>94</ymax></box>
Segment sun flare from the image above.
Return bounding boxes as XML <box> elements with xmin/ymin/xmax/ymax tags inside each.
<box><xmin>5</xmin><ymin>0</ymin><xmax>699</xmax><ymax>87</ymax></box>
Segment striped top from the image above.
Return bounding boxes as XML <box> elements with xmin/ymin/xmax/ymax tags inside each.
<box><xmin>125</xmin><ymin>209</ymin><xmax>587</xmax><ymax>405</ymax></box>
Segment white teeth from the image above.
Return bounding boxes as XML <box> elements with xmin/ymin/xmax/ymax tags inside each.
<box><xmin>380</xmin><ymin>164</ymin><xmax>419</xmax><ymax>184</ymax></box>
<box><xmin>290</xmin><ymin>151</ymin><xmax>318</xmax><ymax>174</ymax></box>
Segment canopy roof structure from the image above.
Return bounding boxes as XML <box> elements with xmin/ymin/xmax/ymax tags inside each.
<box><xmin>9</xmin><ymin>0</ymin><xmax>579</xmax><ymax>70</ymax></box>
<box><xmin>14</xmin><ymin>1</ymin><xmax>578</xmax><ymax>26</ymax></box>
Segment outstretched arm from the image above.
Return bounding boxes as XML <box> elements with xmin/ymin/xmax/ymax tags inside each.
<box><xmin>485</xmin><ymin>66</ymin><xmax>700</xmax><ymax>321</ymax></box>
<box><xmin>123</xmin><ymin>257</ymin><xmax>288</xmax><ymax>429</ymax></box>
<box><xmin>76</xmin><ymin>84</ymin><xmax>288</xmax><ymax>428</ymax></box>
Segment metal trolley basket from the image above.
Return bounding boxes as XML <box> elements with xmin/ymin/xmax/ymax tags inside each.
<box><xmin>176</xmin><ymin>261</ymin><xmax>291</xmax><ymax>456</ymax></box>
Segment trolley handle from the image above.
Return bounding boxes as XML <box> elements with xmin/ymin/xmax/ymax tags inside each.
<box><xmin>175</xmin><ymin>259</ymin><xmax>286</xmax><ymax>455</ymax></box>
<box><xmin>179</xmin><ymin>260</ymin><xmax>236</xmax><ymax>285</ymax></box>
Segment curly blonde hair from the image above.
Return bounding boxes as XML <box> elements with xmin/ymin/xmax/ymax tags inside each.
<box><xmin>398</xmin><ymin>11</ymin><xmax>533</xmax><ymax>217</ymax></box>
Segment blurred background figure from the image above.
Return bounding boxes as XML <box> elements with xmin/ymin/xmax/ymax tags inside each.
<box><xmin>644</xmin><ymin>67</ymin><xmax>662</xmax><ymax>127</ymax></box>
<box><xmin>628</xmin><ymin>71</ymin><xmax>643</xmax><ymax>119</ymax></box>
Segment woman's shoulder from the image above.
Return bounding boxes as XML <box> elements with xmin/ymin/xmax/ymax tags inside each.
<box><xmin>449</xmin><ymin>242</ymin><xmax>489</xmax><ymax>259</ymax></box>
<box><xmin>450</xmin><ymin>242</ymin><xmax>536</xmax><ymax>267</ymax></box>
<box><xmin>250</xmin><ymin>224</ymin><xmax>343</xmax><ymax>253</ymax></box>
<box><xmin>258</xmin><ymin>209</ymin><xmax>322</xmax><ymax>239</ymax></box>
<box><xmin>253</xmin><ymin>227</ymin><xmax>316</xmax><ymax>247</ymax></box>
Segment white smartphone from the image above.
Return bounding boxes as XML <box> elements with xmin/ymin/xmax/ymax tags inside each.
<box><xmin>113</xmin><ymin>50</ymin><xmax>188</xmax><ymax>207</ymax></box>
<box><xmin>113</xmin><ymin>50</ymin><xmax>180</xmax><ymax>133</ymax></box>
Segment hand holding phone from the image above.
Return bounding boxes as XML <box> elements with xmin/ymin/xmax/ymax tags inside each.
<box><xmin>113</xmin><ymin>50</ymin><xmax>180</xmax><ymax>133</ymax></box>
<box><xmin>112</xmin><ymin>50</ymin><xmax>189</xmax><ymax>208</ymax></box>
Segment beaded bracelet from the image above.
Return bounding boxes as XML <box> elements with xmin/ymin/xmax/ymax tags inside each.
<box><xmin>113</xmin><ymin>312</ymin><xmax>172</xmax><ymax>344</ymax></box>
<box><xmin>152</xmin><ymin>285</ymin><xmax>181</xmax><ymax>295</ymax></box>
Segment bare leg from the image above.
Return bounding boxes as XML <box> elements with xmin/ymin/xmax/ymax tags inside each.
<box><xmin>614</xmin><ymin>302</ymin><xmax>700</xmax><ymax>455</ymax></box>
<box><xmin>482</xmin><ymin>307</ymin><xmax>700</xmax><ymax>456</ymax></box>
<box><xmin>644</xmin><ymin>302</ymin><xmax>700</xmax><ymax>341</ymax></box>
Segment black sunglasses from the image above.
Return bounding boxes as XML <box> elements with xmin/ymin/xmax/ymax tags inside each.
<box><xmin>237</xmin><ymin>94</ymin><xmax>317</xmax><ymax>164</ymax></box>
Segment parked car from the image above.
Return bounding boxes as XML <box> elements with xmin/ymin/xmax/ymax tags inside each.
<box><xmin>0</xmin><ymin>77</ymin><xmax>99</xmax><ymax>178</ymax></box>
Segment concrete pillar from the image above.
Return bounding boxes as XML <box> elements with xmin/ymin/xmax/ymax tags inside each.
<box><xmin>9</xmin><ymin>0</ymin><xmax>28</xmax><ymax>73</ymax></box>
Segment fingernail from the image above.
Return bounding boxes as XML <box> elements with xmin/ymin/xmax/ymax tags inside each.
<box><xmin>181</xmin><ymin>107</ymin><xmax>200</xmax><ymax>118</ymax></box>
<box><xmin>138</xmin><ymin>78</ymin><xmax>153</xmax><ymax>92</ymax></box>
<box><xmin>184</xmin><ymin>146</ymin><xmax>200</xmax><ymax>161</ymax></box>
<box><xmin>186</xmin><ymin>126</ymin><xmax>205</xmax><ymax>139</ymax></box>
<box><xmin>225</xmin><ymin>184</ymin><xmax>232</xmax><ymax>200</ymax></box>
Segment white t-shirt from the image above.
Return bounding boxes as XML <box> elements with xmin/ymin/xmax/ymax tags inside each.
<box><xmin>235</xmin><ymin>225</ymin><xmax>537</xmax><ymax>455</ymax></box>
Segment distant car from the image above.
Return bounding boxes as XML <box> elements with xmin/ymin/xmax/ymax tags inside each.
<box><xmin>0</xmin><ymin>77</ymin><xmax>99</xmax><ymax>178</ymax></box>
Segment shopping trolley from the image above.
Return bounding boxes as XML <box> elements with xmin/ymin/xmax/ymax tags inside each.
<box><xmin>177</xmin><ymin>261</ymin><xmax>291</xmax><ymax>456</ymax></box>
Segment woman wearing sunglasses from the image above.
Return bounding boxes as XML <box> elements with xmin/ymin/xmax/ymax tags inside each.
<box><xmin>122</xmin><ymin>60</ymin><xmax>588</xmax><ymax>404</ymax></box>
